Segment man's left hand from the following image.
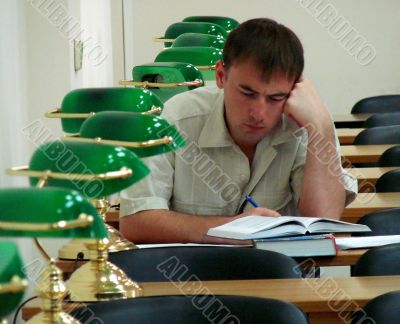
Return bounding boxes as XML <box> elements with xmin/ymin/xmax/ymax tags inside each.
<box><xmin>283</xmin><ymin>78</ymin><xmax>332</xmax><ymax>130</ymax></box>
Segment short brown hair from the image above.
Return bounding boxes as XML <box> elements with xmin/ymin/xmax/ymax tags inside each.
<box><xmin>223</xmin><ymin>18</ymin><xmax>304</xmax><ymax>82</ymax></box>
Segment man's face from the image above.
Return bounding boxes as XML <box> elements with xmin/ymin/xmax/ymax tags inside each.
<box><xmin>215</xmin><ymin>59</ymin><xmax>295</xmax><ymax>149</ymax></box>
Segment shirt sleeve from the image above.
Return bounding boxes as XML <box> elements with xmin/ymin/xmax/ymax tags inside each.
<box><xmin>119</xmin><ymin>94</ymin><xmax>185</xmax><ymax>217</ymax></box>
<box><xmin>119</xmin><ymin>152</ymin><xmax>175</xmax><ymax>217</ymax></box>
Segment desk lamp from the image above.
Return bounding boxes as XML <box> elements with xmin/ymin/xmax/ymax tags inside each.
<box><xmin>172</xmin><ymin>33</ymin><xmax>225</xmax><ymax>50</ymax></box>
<box><xmin>154</xmin><ymin>21</ymin><xmax>227</xmax><ymax>48</ymax></box>
<box><xmin>69</xmin><ymin>111</ymin><xmax>186</xmax><ymax>158</ymax></box>
<box><xmin>0</xmin><ymin>241</ymin><xmax>27</xmax><ymax>323</ymax></box>
<box><xmin>182</xmin><ymin>16</ymin><xmax>239</xmax><ymax>33</ymax></box>
<box><xmin>119</xmin><ymin>62</ymin><xmax>204</xmax><ymax>103</ymax></box>
<box><xmin>0</xmin><ymin>187</ymin><xmax>109</xmax><ymax>322</ymax></box>
<box><xmin>6</xmin><ymin>143</ymin><xmax>149</xmax><ymax>302</ymax></box>
<box><xmin>64</xmin><ymin>111</ymin><xmax>186</xmax><ymax>249</ymax></box>
<box><xmin>7</xmin><ymin>141</ymin><xmax>148</xmax><ymax>256</ymax></box>
<box><xmin>155</xmin><ymin>46</ymin><xmax>222</xmax><ymax>81</ymax></box>
<box><xmin>45</xmin><ymin>87</ymin><xmax>163</xmax><ymax>134</ymax></box>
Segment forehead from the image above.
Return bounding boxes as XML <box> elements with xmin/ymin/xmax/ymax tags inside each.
<box><xmin>227</xmin><ymin>60</ymin><xmax>295</xmax><ymax>92</ymax></box>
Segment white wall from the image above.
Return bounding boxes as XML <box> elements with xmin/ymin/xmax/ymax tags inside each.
<box><xmin>123</xmin><ymin>0</ymin><xmax>400</xmax><ymax>114</ymax></box>
<box><xmin>69</xmin><ymin>0</ymin><xmax>124</xmax><ymax>88</ymax></box>
<box><xmin>21</xmin><ymin>0</ymin><xmax>124</xmax><ymax>256</ymax></box>
<box><xmin>0</xmin><ymin>1</ymin><xmax>123</xmax><ymax>322</ymax></box>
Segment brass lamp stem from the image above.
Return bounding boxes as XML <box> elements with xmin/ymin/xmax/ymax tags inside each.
<box><xmin>36</xmin><ymin>175</ymin><xmax>49</xmax><ymax>188</ymax></box>
<box><xmin>27</xmin><ymin>259</ymin><xmax>81</xmax><ymax>323</ymax></box>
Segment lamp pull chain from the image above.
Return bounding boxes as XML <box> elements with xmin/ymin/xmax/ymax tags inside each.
<box><xmin>34</xmin><ymin>238</ymin><xmax>51</xmax><ymax>261</ymax></box>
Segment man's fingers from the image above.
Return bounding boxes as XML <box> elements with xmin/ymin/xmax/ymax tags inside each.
<box><xmin>247</xmin><ymin>207</ymin><xmax>280</xmax><ymax>217</ymax></box>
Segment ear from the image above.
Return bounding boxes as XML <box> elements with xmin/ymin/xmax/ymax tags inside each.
<box><xmin>215</xmin><ymin>60</ymin><xmax>226</xmax><ymax>89</ymax></box>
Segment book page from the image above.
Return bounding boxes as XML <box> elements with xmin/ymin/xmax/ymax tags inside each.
<box><xmin>336</xmin><ymin>235</ymin><xmax>400</xmax><ymax>250</ymax></box>
<box><xmin>248</xmin><ymin>224</ymin><xmax>307</xmax><ymax>239</ymax></box>
<box><xmin>282</xmin><ymin>216</ymin><xmax>366</xmax><ymax>228</ymax></box>
<box><xmin>209</xmin><ymin>216</ymin><xmax>306</xmax><ymax>235</ymax></box>
<box><xmin>309</xmin><ymin>221</ymin><xmax>369</xmax><ymax>233</ymax></box>
<box><xmin>137</xmin><ymin>243</ymin><xmax>253</xmax><ymax>249</ymax></box>
<box><xmin>207</xmin><ymin>216</ymin><xmax>312</xmax><ymax>239</ymax></box>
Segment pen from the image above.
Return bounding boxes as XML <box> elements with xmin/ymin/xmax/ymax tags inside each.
<box><xmin>245</xmin><ymin>195</ymin><xmax>259</xmax><ymax>208</ymax></box>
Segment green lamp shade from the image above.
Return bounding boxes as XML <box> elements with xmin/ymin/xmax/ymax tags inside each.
<box><xmin>59</xmin><ymin>87</ymin><xmax>163</xmax><ymax>134</ymax></box>
<box><xmin>80</xmin><ymin>111</ymin><xmax>186</xmax><ymax>157</ymax></box>
<box><xmin>132</xmin><ymin>62</ymin><xmax>204</xmax><ymax>103</ymax></box>
<box><xmin>172</xmin><ymin>33</ymin><xmax>225</xmax><ymax>50</ymax></box>
<box><xmin>155</xmin><ymin>47</ymin><xmax>222</xmax><ymax>80</ymax></box>
<box><xmin>162</xmin><ymin>22</ymin><xmax>227</xmax><ymax>48</ymax></box>
<box><xmin>29</xmin><ymin>141</ymin><xmax>149</xmax><ymax>197</ymax></box>
<box><xmin>0</xmin><ymin>188</ymin><xmax>108</xmax><ymax>238</ymax></box>
<box><xmin>0</xmin><ymin>241</ymin><xmax>26</xmax><ymax>318</ymax></box>
<box><xmin>183</xmin><ymin>16</ymin><xmax>239</xmax><ymax>33</ymax></box>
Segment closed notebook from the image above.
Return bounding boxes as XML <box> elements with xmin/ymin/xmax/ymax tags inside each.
<box><xmin>254</xmin><ymin>234</ymin><xmax>337</xmax><ymax>257</ymax></box>
<box><xmin>207</xmin><ymin>215</ymin><xmax>370</xmax><ymax>240</ymax></box>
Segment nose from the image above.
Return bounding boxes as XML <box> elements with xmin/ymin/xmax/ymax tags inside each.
<box><xmin>248</xmin><ymin>100</ymin><xmax>268</xmax><ymax>123</ymax></box>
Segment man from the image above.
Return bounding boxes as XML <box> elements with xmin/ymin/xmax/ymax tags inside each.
<box><xmin>120</xmin><ymin>18</ymin><xmax>357</xmax><ymax>244</ymax></box>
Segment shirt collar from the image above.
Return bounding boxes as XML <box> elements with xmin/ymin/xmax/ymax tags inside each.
<box><xmin>198</xmin><ymin>89</ymin><xmax>234</xmax><ymax>148</ymax></box>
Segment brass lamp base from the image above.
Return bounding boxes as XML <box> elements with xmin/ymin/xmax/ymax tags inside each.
<box><xmin>106</xmin><ymin>223</ymin><xmax>136</xmax><ymax>253</ymax></box>
<box><xmin>93</xmin><ymin>199</ymin><xmax>138</xmax><ymax>253</ymax></box>
<box><xmin>58</xmin><ymin>197</ymin><xmax>137</xmax><ymax>260</ymax></box>
<box><xmin>58</xmin><ymin>225</ymin><xmax>136</xmax><ymax>260</ymax></box>
<box><xmin>66</xmin><ymin>239</ymin><xmax>142</xmax><ymax>302</ymax></box>
<box><xmin>28</xmin><ymin>311</ymin><xmax>80</xmax><ymax>324</ymax></box>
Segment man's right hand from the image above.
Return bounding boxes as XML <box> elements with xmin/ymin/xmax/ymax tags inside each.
<box><xmin>235</xmin><ymin>207</ymin><xmax>281</xmax><ymax>219</ymax></box>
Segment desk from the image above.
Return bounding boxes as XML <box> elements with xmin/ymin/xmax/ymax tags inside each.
<box><xmin>106</xmin><ymin>208</ymin><xmax>119</xmax><ymax>223</ymax></box>
<box><xmin>333</xmin><ymin>113</ymin><xmax>371</xmax><ymax>128</ymax></box>
<box><xmin>337</xmin><ymin>128</ymin><xmax>363</xmax><ymax>145</ymax></box>
<box><xmin>22</xmin><ymin>276</ymin><xmax>400</xmax><ymax>324</ymax></box>
<box><xmin>303</xmin><ymin>248</ymin><xmax>367</xmax><ymax>267</ymax></box>
<box><xmin>105</xmin><ymin>193</ymin><xmax>400</xmax><ymax>226</ymax></box>
<box><xmin>346</xmin><ymin>167</ymin><xmax>398</xmax><ymax>189</ymax></box>
<box><xmin>340</xmin><ymin>144</ymin><xmax>396</xmax><ymax>164</ymax></box>
<box><xmin>342</xmin><ymin>192</ymin><xmax>400</xmax><ymax>223</ymax></box>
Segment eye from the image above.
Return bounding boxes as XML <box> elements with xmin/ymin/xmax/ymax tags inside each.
<box><xmin>240</xmin><ymin>89</ymin><xmax>256</xmax><ymax>98</ymax></box>
<box><xmin>268</xmin><ymin>95</ymin><xmax>288</xmax><ymax>102</ymax></box>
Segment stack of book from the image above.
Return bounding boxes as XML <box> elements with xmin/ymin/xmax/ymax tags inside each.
<box><xmin>207</xmin><ymin>216</ymin><xmax>371</xmax><ymax>257</ymax></box>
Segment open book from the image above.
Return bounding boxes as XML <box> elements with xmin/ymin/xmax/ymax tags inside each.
<box><xmin>207</xmin><ymin>215</ymin><xmax>370</xmax><ymax>240</ymax></box>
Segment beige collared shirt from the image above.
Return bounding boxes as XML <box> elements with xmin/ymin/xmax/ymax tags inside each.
<box><xmin>120</xmin><ymin>87</ymin><xmax>357</xmax><ymax>217</ymax></box>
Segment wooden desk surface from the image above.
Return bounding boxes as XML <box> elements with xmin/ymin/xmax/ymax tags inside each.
<box><xmin>22</xmin><ymin>276</ymin><xmax>400</xmax><ymax>324</ymax></box>
<box><xmin>342</xmin><ymin>192</ymin><xmax>400</xmax><ymax>222</ymax></box>
<box><xmin>106</xmin><ymin>209</ymin><xmax>119</xmax><ymax>223</ymax></box>
<box><xmin>346</xmin><ymin>167</ymin><xmax>398</xmax><ymax>187</ymax></box>
<box><xmin>340</xmin><ymin>144</ymin><xmax>396</xmax><ymax>164</ymax></box>
<box><xmin>302</xmin><ymin>248</ymin><xmax>367</xmax><ymax>267</ymax></box>
<box><xmin>333</xmin><ymin>113</ymin><xmax>372</xmax><ymax>123</ymax></box>
<box><xmin>337</xmin><ymin>128</ymin><xmax>364</xmax><ymax>145</ymax></box>
<box><xmin>141</xmin><ymin>276</ymin><xmax>400</xmax><ymax>310</ymax></box>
